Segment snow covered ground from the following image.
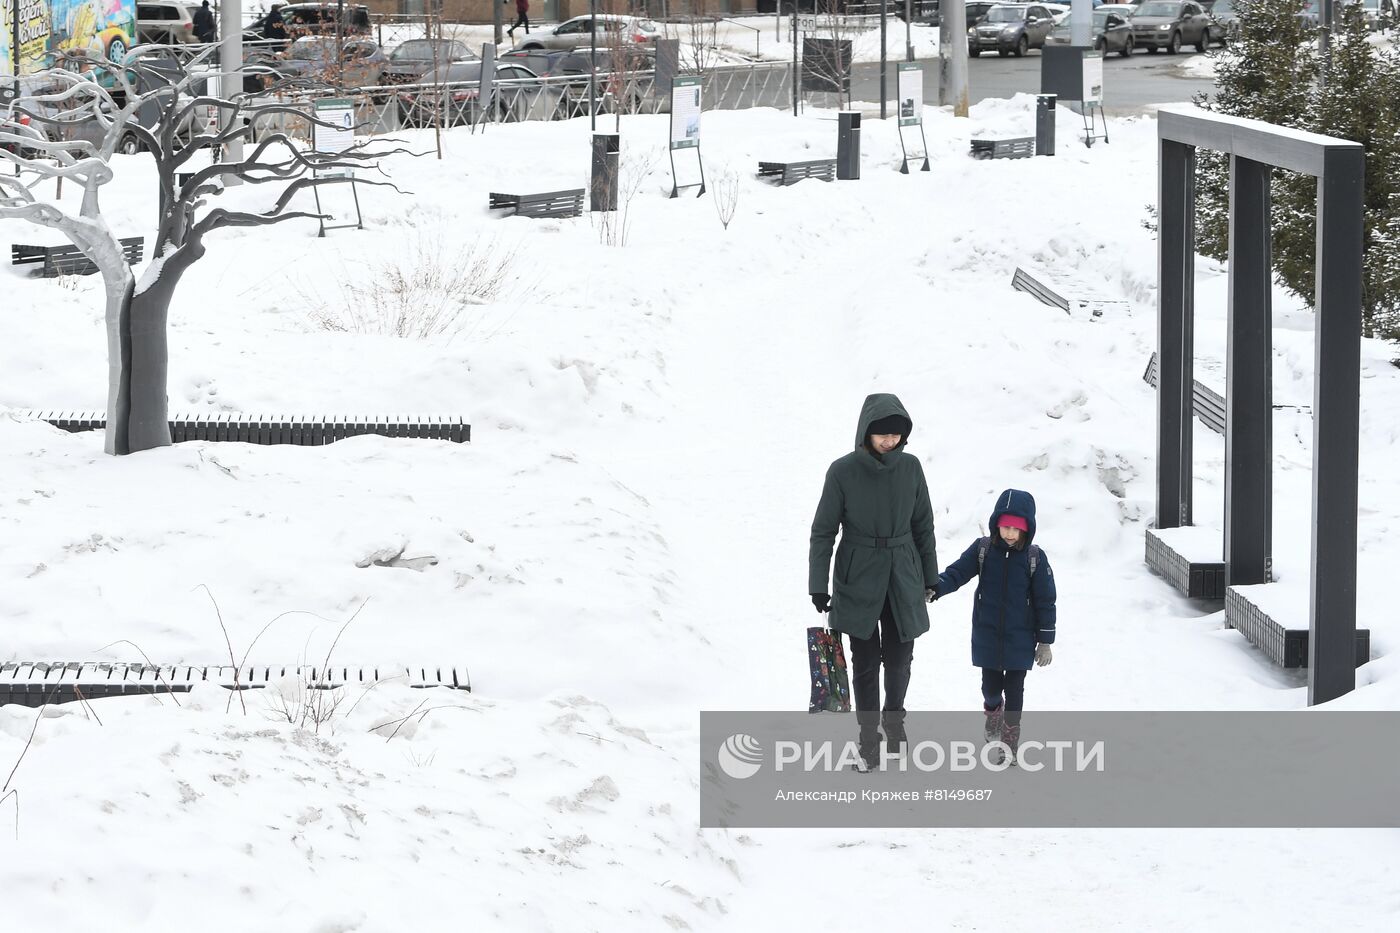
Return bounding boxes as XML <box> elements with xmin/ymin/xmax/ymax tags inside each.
<box><xmin>3</xmin><ymin>91</ymin><xmax>1400</xmax><ymax>927</ymax></box>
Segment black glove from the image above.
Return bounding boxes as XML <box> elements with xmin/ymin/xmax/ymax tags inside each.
<box><xmin>811</xmin><ymin>593</ymin><xmax>830</xmax><ymax>614</ymax></box>
<box><xmin>925</xmin><ymin>585</ymin><xmax>938</xmax><ymax>603</ymax></box>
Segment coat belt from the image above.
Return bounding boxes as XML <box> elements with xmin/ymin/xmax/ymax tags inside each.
<box><xmin>844</xmin><ymin>532</ymin><xmax>913</xmax><ymax>549</ymax></box>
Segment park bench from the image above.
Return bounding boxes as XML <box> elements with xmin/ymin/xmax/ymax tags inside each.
<box><xmin>1225</xmin><ymin>589</ymin><xmax>1369</xmax><ymax>670</ymax></box>
<box><xmin>0</xmin><ymin>661</ymin><xmax>471</xmax><ymax>708</ymax></box>
<box><xmin>757</xmin><ymin>159</ymin><xmax>837</xmax><ymax>186</ymax></box>
<box><xmin>969</xmin><ymin>137</ymin><xmax>1034</xmax><ymax>160</ymax></box>
<box><xmin>1145</xmin><ymin>527</ymin><xmax>1227</xmax><ymax>600</ymax></box>
<box><xmin>488</xmin><ymin>188</ymin><xmax>585</xmax><ymax>219</ymax></box>
<box><xmin>1011</xmin><ymin>265</ymin><xmax>1129</xmax><ymax>320</ymax></box>
<box><xmin>21</xmin><ymin>410</ymin><xmax>471</xmax><ymax>445</ymax></box>
<box><xmin>1142</xmin><ymin>353</ymin><xmax>1225</xmax><ymax>436</ymax></box>
<box><xmin>11</xmin><ymin>237</ymin><xmax>144</xmax><ymax>278</ymax></box>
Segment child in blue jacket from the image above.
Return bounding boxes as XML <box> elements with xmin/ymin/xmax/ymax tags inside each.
<box><xmin>933</xmin><ymin>489</ymin><xmax>1056</xmax><ymax>765</ymax></box>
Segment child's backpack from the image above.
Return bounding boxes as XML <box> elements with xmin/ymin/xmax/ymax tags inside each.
<box><xmin>976</xmin><ymin>537</ymin><xmax>1041</xmax><ymax>581</ymax></box>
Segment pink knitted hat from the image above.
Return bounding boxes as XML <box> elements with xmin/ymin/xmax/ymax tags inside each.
<box><xmin>998</xmin><ymin>514</ymin><xmax>1029</xmax><ymax>533</ymax></box>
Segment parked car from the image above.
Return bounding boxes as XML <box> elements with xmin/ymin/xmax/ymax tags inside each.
<box><xmin>270</xmin><ymin>36</ymin><xmax>387</xmax><ymax>89</ymax></box>
<box><xmin>963</xmin><ymin>1</ymin><xmax>1000</xmax><ymax>26</ymax></box>
<box><xmin>136</xmin><ymin>2</ymin><xmax>201</xmax><ymax>45</ymax></box>
<box><xmin>968</xmin><ymin>3</ymin><xmax>1058</xmax><ymax>57</ymax></box>
<box><xmin>1202</xmin><ymin>0</ymin><xmax>1238</xmax><ymax>41</ymax></box>
<box><xmin>1041</xmin><ymin>2</ymin><xmax>1073</xmax><ymax>24</ymax></box>
<box><xmin>1097</xmin><ymin>4</ymin><xmax>1139</xmax><ymax>18</ymax></box>
<box><xmin>380</xmin><ymin>39</ymin><xmax>476</xmax><ymax>86</ymax></box>
<box><xmin>2</xmin><ymin>69</ymin><xmax>210</xmax><ymax>158</ymax></box>
<box><xmin>1049</xmin><ymin>8</ymin><xmax>1136</xmax><ymax>55</ymax></box>
<box><xmin>512</xmin><ymin>14</ymin><xmax>660</xmax><ymax>52</ymax></box>
<box><xmin>396</xmin><ymin>61</ymin><xmax>546</xmax><ymax>127</ymax></box>
<box><xmin>1129</xmin><ymin>0</ymin><xmax>1217</xmax><ymax>53</ymax></box>
<box><xmin>507</xmin><ymin>47</ymin><xmax>656</xmax><ymax>118</ymax></box>
<box><xmin>923</xmin><ymin>1</ymin><xmax>998</xmax><ymax>27</ymax></box>
<box><xmin>247</xmin><ymin>3</ymin><xmax>372</xmax><ymax>41</ymax></box>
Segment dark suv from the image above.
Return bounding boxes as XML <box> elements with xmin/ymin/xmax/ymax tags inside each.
<box><xmin>968</xmin><ymin>3</ymin><xmax>1057</xmax><ymax>57</ymax></box>
<box><xmin>248</xmin><ymin>3</ymin><xmax>371</xmax><ymax>41</ymax></box>
<box><xmin>1130</xmin><ymin>0</ymin><xmax>1219</xmax><ymax>53</ymax></box>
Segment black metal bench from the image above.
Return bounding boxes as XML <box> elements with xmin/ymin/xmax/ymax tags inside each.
<box><xmin>757</xmin><ymin>159</ymin><xmax>836</xmax><ymax>185</ymax></box>
<box><xmin>1225</xmin><ymin>588</ymin><xmax>1369</xmax><ymax>669</ymax></box>
<box><xmin>970</xmin><ymin>137</ymin><xmax>1034</xmax><ymax>160</ymax></box>
<box><xmin>1142</xmin><ymin>353</ymin><xmax>1226</xmax><ymax>435</ymax></box>
<box><xmin>1146</xmin><ymin>528</ymin><xmax>1227</xmax><ymax>600</ymax></box>
<box><xmin>488</xmin><ymin>188</ymin><xmax>585</xmax><ymax>218</ymax></box>
<box><xmin>21</xmin><ymin>410</ymin><xmax>471</xmax><ymax>445</ymax></box>
<box><xmin>0</xmin><ymin>662</ymin><xmax>471</xmax><ymax>708</ymax></box>
<box><xmin>12</xmin><ymin>237</ymin><xmax>144</xmax><ymax>277</ymax></box>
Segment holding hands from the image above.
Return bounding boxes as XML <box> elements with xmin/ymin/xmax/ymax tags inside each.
<box><xmin>1035</xmin><ymin>643</ymin><xmax>1053</xmax><ymax>667</ymax></box>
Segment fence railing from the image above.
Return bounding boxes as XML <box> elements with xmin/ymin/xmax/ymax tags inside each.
<box><xmin>241</xmin><ymin>60</ymin><xmax>795</xmax><ymax>140</ymax></box>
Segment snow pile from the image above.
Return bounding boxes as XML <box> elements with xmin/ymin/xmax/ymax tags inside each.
<box><xmin>2</xmin><ymin>96</ymin><xmax>1399</xmax><ymax>926</ymax></box>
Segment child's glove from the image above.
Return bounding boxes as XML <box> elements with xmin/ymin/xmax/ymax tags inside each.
<box><xmin>925</xmin><ymin>586</ymin><xmax>938</xmax><ymax>603</ymax></box>
<box><xmin>1034</xmin><ymin>643</ymin><xmax>1053</xmax><ymax>667</ymax></box>
<box><xmin>811</xmin><ymin>593</ymin><xmax>830</xmax><ymax>614</ymax></box>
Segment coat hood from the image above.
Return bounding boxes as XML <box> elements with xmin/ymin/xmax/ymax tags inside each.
<box><xmin>989</xmin><ymin>488</ymin><xmax>1037</xmax><ymax>544</ymax></box>
<box><xmin>853</xmin><ymin>393</ymin><xmax>913</xmax><ymax>454</ymax></box>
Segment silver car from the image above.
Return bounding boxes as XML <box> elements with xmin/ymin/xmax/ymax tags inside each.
<box><xmin>136</xmin><ymin>2</ymin><xmax>202</xmax><ymax>44</ymax></box>
<box><xmin>513</xmin><ymin>14</ymin><xmax>660</xmax><ymax>52</ymax></box>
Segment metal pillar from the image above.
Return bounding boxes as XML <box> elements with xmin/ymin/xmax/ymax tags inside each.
<box><xmin>1156</xmin><ymin>139</ymin><xmax>1196</xmax><ymax>530</ymax></box>
<box><xmin>1309</xmin><ymin>145</ymin><xmax>1364</xmax><ymax>705</ymax></box>
<box><xmin>880</xmin><ymin>0</ymin><xmax>888</xmax><ymax>120</ymax></box>
<box><xmin>591</xmin><ymin>133</ymin><xmax>619</xmax><ymax>211</ymax></box>
<box><xmin>1035</xmin><ymin>94</ymin><xmax>1056</xmax><ymax>156</ymax></box>
<box><xmin>1224</xmin><ymin>155</ymin><xmax>1273</xmax><ymax>586</ymax></box>
<box><xmin>837</xmin><ymin>111</ymin><xmax>860</xmax><ymax>180</ymax></box>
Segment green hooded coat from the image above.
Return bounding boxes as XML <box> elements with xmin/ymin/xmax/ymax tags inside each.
<box><xmin>808</xmin><ymin>394</ymin><xmax>939</xmax><ymax>642</ymax></box>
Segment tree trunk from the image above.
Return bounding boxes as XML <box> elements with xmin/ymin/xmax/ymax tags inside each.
<box><xmin>103</xmin><ymin>274</ymin><xmax>137</xmax><ymax>455</ymax></box>
<box><xmin>114</xmin><ymin>275</ymin><xmax>178</xmax><ymax>453</ymax></box>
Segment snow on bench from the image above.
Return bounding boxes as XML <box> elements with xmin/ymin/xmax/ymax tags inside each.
<box><xmin>1011</xmin><ymin>265</ymin><xmax>1130</xmax><ymax>321</ymax></box>
<box><xmin>1146</xmin><ymin>524</ymin><xmax>1226</xmax><ymax>600</ymax></box>
<box><xmin>1225</xmin><ymin>583</ymin><xmax>1370</xmax><ymax>670</ymax></box>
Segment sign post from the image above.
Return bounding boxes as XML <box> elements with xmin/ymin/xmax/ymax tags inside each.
<box><xmin>667</xmin><ymin>74</ymin><xmax>705</xmax><ymax>198</ymax></box>
<box><xmin>1080</xmin><ymin>53</ymin><xmax>1107</xmax><ymax>147</ymax></box>
<box><xmin>310</xmin><ymin>98</ymin><xmax>363</xmax><ymax>236</ymax></box>
<box><xmin>896</xmin><ymin>61</ymin><xmax>928</xmax><ymax>173</ymax></box>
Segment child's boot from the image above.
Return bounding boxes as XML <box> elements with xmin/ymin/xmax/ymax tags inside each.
<box><xmin>983</xmin><ymin>702</ymin><xmax>1004</xmax><ymax>744</ymax></box>
<box><xmin>999</xmin><ymin>720</ymin><xmax>1022</xmax><ymax>767</ymax></box>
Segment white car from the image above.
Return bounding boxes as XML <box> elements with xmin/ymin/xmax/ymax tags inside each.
<box><xmin>513</xmin><ymin>15</ymin><xmax>660</xmax><ymax>52</ymax></box>
<box><xmin>1041</xmin><ymin>2</ymin><xmax>1073</xmax><ymax>24</ymax></box>
<box><xmin>136</xmin><ymin>2</ymin><xmax>202</xmax><ymax>44</ymax></box>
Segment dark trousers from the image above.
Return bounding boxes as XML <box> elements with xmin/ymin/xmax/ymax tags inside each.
<box><xmin>509</xmin><ymin>12</ymin><xmax>529</xmax><ymax>34</ymax></box>
<box><xmin>849</xmin><ymin>599</ymin><xmax>914</xmax><ymax>748</ymax></box>
<box><xmin>981</xmin><ymin>668</ymin><xmax>1027</xmax><ymax>727</ymax></box>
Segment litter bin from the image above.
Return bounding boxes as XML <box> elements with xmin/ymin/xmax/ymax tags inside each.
<box><xmin>1036</xmin><ymin>94</ymin><xmax>1057</xmax><ymax>157</ymax></box>
<box><xmin>591</xmin><ymin>133</ymin><xmax>620</xmax><ymax>212</ymax></box>
<box><xmin>837</xmin><ymin>111</ymin><xmax>861</xmax><ymax>180</ymax></box>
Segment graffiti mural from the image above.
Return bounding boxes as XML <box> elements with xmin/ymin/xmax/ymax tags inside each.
<box><xmin>2</xmin><ymin>0</ymin><xmax>136</xmax><ymax>77</ymax></box>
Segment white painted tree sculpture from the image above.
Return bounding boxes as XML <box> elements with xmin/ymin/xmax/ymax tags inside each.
<box><xmin>0</xmin><ymin>50</ymin><xmax>405</xmax><ymax>454</ymax></box>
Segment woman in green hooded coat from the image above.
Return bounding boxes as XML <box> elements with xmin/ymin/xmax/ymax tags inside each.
<box><xmin>809</xmin><ymin>393</ymin><xmax>938</xmax><ymax>767</ymax></box>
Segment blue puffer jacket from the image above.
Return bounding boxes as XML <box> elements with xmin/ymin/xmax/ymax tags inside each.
<box><xmin>936</xmin><ymin>489</ymin><xmax>1056</xmax><ymax>671</ymax></box>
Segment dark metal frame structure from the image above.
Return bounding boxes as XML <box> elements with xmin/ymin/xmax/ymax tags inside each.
<box><xmin>1153</xmin><ymin>106</ymin><xmax>1363</xmax><ymax>705</ymax></box>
